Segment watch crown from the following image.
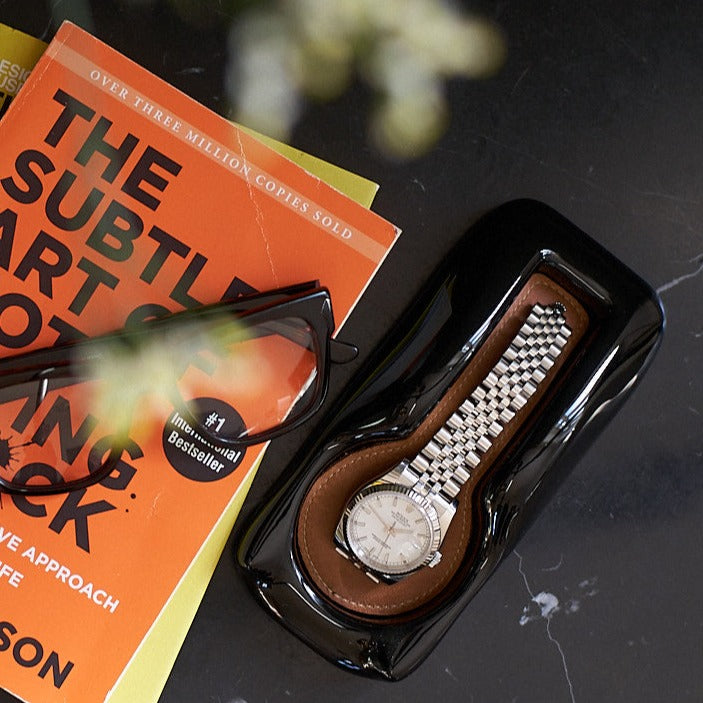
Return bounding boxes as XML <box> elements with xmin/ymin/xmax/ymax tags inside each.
<box><xmin>427</xmin><ymin>551</ymin><xmax>442</xmax><ymax>568</ymax></box>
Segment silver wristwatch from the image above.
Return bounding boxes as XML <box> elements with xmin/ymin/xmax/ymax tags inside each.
<box><xmin>335</xmin><ymin>302</ymin><xmax>572</xmax><ymax>583</ymax></box>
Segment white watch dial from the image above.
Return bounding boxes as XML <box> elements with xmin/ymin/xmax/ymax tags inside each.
<box><xmin>345</xmin><ymin>487</ymin><xmax>437</xmax><ymax>575</ymax></box>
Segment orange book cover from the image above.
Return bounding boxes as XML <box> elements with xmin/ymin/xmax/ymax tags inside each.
<box><xmin>0</xmin><ymin>20</ymin><xmax>399</xmax><ymax>703</ymax></box>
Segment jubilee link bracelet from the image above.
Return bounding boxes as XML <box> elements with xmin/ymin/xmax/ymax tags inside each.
<box><xmin>402</xmin><ymin>302</ymin><xmax>572</xmax><ymax>506</ymax></box>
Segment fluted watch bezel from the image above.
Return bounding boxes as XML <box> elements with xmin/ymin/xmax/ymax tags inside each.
<box><xmin>335</xmin><ymin>483</ymin><xmax>443</xmax><ymax>581</ymax></box>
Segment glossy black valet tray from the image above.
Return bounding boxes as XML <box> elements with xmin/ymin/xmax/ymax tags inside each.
<box><xmin>235</xmin><ymin>199</ymin><xmax>664</xmax><ymax>680</ymax></box>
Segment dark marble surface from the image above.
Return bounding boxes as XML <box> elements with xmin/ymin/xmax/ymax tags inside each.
<box><xmin>0</xmin><ymin>1</ymin><xmax>700</xmax><ymax>702</ymax></box>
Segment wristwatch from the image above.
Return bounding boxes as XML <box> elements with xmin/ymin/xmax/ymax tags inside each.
<box><xmin>334</xmin><ymin>302</ymin><xmax>572</xmax><ymax>583</ymax></box>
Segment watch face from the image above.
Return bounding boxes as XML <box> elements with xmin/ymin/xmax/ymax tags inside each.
<box><xmin>344</xmin><ymin>485</ymin><xmax>440</xmax><ymax>576</ymax></box>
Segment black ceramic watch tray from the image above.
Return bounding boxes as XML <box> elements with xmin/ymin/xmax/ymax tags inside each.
<box><xmin>235</xmin><ymin>199</ymin><xmax>664</xmax><ymax>680</ymax></box>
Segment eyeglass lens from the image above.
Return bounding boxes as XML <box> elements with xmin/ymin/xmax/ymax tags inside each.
<box><xmin>176</xmin><ymin>314</ymin><xmax>320</xmax><ymax>442</ymax></box>
<box><xmin>0</xmin><ymin>313</ymin><xmax>320</xmax><ymax>493</ymax></box>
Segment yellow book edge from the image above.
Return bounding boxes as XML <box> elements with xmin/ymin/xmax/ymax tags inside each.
<box><xmin>0</xmin><ymin>23</ymin><xmax>47</xmax><ymax>99</ymax></box>
<box><xmin>237</xmin><ymin>125</ymin><xmax>380</xmax><ymax>209</ymax></box>
<box><xmin>106</xmin><ymin>452</ymin><xmax>263</xmax><ymax>702</ymax></box>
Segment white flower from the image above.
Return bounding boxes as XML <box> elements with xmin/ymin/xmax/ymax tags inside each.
<box><xmin>227</xmin><ymin>0</ymin><xmax>505</xmax><ymax>157</ymax></box>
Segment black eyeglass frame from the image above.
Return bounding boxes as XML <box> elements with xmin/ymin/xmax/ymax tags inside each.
<box><xmin>0</xmin><ymin>281</ymin><xmax>357</xmax><ymax>495</ymax></box>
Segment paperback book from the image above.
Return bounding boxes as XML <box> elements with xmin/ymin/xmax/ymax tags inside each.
<box><xmin>0</xmin><ymin>20</ymin><xmax>399</xmax><ymax>703</ymax></box>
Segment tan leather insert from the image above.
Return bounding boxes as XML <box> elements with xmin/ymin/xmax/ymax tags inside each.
<box><xmin>295</xmin><ymin>273</ymin><xmax>588</xmax><ymax>618</ymax></box>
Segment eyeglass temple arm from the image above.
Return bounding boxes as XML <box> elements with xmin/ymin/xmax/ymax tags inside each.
<box><xmin>0</xmin><ymin>346</ymin><xmax>73</xmax><ymax>388</ymax></box>
<box><xmin>232</xmin><ymin>283</ymin><xmax>358</xmax><ymax>364</ymax></box>
<box><xmin>226</xmin><ymin>280</ymin><xmax>322</xmax><ymax>314</ymax></box>
<box><xmin>330</xmin><ymin>339</ymin><xmax>358</xmax><ymax>364</ymax></box>
<box><xmin>243</xmin><ymin>319</ymin><xmax>358</xmax><ymax>364</ymax></box>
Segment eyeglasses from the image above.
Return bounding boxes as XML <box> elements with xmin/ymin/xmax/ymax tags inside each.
<box><xmin>0</xmin><ymin>282</ymin><xmax>357</xmax><ymax>495</ymax></box>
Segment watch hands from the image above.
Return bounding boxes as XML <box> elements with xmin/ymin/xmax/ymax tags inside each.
<box><xmin>368</xmin><ymin>504</ymin><xmax>392</xmax><ymax>531</ymax></box>
<box><xmin>380</xmin><ymin>521</ymin><xmax>397</xmax><ymax>549</ymax></box>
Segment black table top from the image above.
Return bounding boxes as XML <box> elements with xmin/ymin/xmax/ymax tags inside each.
<box><xmin>0</xmin><ymin>2</ymin><xmax>700</xmax><ymax>702</ymax></box>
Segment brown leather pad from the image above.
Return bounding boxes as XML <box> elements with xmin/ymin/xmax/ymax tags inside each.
<box><xmin>295</xmin><ymin>274</ymin><xmax>588</xmax><ymax>618</ymax></box>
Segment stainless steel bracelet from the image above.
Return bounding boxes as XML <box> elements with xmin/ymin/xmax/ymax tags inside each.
<box><xmin>401</xmin><ymin>302</ymin><xmax>572</xmax><ymax>508</ymax></box>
